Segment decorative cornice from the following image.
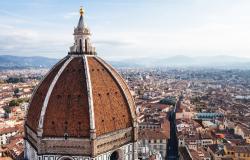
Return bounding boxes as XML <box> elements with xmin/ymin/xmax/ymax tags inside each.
<box><xmin>96</xmin><ymin>127</ymin><xmax>132</xmax><ymax>140</ymax></box>
<box><xmin>68</xmin><ymin>54</ymin><xmax>85</xmax><ymax>57</ymax></box>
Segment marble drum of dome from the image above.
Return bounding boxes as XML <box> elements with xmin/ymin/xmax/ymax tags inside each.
<box><xmin>24</xmin><ymin>7</ymin><xmax>138</xmax><ymax>160</ymax></box>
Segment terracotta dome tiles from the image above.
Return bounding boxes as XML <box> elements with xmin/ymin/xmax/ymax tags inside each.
<box><xmin>96</xmin><ymin>58</ymin><xmax>136</xmax><ymax>118</ymax></box>
<box><xmin>87</xmin><ymin>57</ymin><xmax>132</xmax><ymax>136</ymax></box>
<box><xmin>26</xmin><ymin>55</ymin><xmax>135</xmax><ymax>138</ymax></box>
<box><xmin>26</xmin><ymin>57</ymin><xmax>69</xmax><ymax>132</ymax></box>
<box><xmin>43</xmin><ymin>57</ymin><xmax>90</xmax><ymax>137</ymax></box>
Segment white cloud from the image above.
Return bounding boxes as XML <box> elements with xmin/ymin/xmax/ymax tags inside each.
<box><xmin>0</xmin><ymin>23</ymin><xmax>73</xmax><ymax>58</ymax></box>
<box><xmin>64</xmin><ymin>12</ymin><xmax>79</xmax><ymax>19</ymax></box>
<box><xmin>2</xmin><ymin>1</ymin><xmax>250</xmax><ymax>59</ymax></box>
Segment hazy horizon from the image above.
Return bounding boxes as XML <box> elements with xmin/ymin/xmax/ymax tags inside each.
<box><xmin>2</xmin><ymin>54</ymin><xmax>250</xmax><ymax>61</ymax></box>
<box><xmin>1</xmin><ymin>0</ymin><xmax>250</xmax><ymax>60</ymax></box>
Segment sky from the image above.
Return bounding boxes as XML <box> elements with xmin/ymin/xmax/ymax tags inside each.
<box><xmin>1</xmin><ymin>0</ymin><xmax>250</xmax><ymax>60</ymax></box>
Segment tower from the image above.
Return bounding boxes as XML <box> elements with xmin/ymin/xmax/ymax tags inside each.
<box><xmin>69</xmin><ymin>7</ymin><xmax>95</xmax><ymax>54</ymax></box>
<box><xmin>24</xmin><ymin>7</ymin><xmax>138</xmax><ymax>160</ymax></box>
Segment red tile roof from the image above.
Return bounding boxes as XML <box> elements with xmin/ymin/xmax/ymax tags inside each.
<box><xmin>25</xmin><ymin>56</ymin><xmax>135</xmax><ymax>138</ymax></box>
<box><xmin>26</xmin><ymin>57</ymin><xmax>68</xmax><ymax>132</ymax></box>
<box><xmin>43</xmin><ymin>57</ymin><xmax>90</xmax><ymax>137</ymax></box>
<box><xmin>88</xmin><ymin>57</ymin><xmax>133</xmax><ymax>136</ymax></box>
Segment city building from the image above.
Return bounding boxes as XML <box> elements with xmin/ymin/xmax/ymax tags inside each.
<box><xmin>138</xmin><ymin>129</ymin><xmax>168</xmax><ymax>159</ymax></box>
<box><xmin>0</xmin><ymin>127</ymin><xmax>19</xmax><ymax>146</ymax></box>
<box><xmin>235</xmin><ymin>124</ymin><xmax>250</xmax><ymax>144</ymax></box>
<box><xmin>24</xmin><ymin>7</ymin><xmax>138</xmax><ymax>160</ymax></box>
<box><xmin>224</xmin><ymin>144</ymin><xmax>250</xmax><ymax>160</ymax></box>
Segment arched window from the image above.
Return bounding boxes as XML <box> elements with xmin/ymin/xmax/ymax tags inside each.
<box><xmin>110</xmin><ymin>150</ymin><xmax>124</xmax><ymax>160</ymax></box>
<box><xmin>59</xmin><ymin>156</ymin><xmax>74</xmax><ymax>160</ymax></box>
<box><xmin>64</xmin><ymin>133</ymin><xmax>68</xmax><ymax>140</ymax></box>
<box><xmin>79</xmin><ymin>39</ymin><xmax>83</xmax><ymax>53</ymax></box>
<box><xmin>85</xmin><ymin>39</ymin><xmax>88</xmax><ymax>52</ymax></box>
<box><xmin>110</xmin><ymin>151</ymin><xmax>119</xmax><ymax>160</ymax></box>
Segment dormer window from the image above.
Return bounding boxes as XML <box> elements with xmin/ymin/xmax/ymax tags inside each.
<box><xmin>64</xmin><ymin>133</ymin><xmax>68</xmax><ymax>140</ymax></box>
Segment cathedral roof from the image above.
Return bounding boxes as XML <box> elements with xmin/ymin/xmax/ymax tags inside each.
<box><xmin>24</xmin><ymin>7</ymin><xmax>137</xmax><ymax>158</ymax></box>
<box><xmin>26</xmin><ymin>55</ymin><xmax>136</xmax><ymax>138</ymax></box>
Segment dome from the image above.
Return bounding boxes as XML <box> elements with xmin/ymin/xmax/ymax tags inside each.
<box><xmin>24</xmin><ymin>7</ymin><xmax>138</xmax><ymax>159</ymax></box>
<box><xmin>26</xmin><ymin>55</ymin><xmax>136</xmax><ymax>138</ymax></box>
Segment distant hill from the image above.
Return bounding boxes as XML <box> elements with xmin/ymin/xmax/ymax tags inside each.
<box><xmin>1</xmin><ymin>54</ymin><xmax>250</xmax><ymax>70</ymax></box>
<box><xmin>110</xmin><ymin>55</ymin><xmax>250</xmax><ymax>69</ymax></box>
<box><xmin>0</xmin><ymin>55</ymin><xmax>58</xmax><ymax>69</ymax></box>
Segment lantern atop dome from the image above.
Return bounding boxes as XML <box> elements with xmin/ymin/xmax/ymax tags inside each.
<box><xmin>69</xmin><ymin>7</ymin><xmax>96</xmax><ymax>55</ymax></box>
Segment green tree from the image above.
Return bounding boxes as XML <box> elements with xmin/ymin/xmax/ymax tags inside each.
<box><xmin>14</xmin><ymin>88</ymin><xmax>20</xmax><ymax>94</ymax></box>
<box><xmin>159</xmin><ymin>96</ymin><xmax>176</xmax><ymax>106</ymax></box>
<box><xmin>9</xmin><ymin>100</ymin><xmax>20</xmax><ymax>106</ymax></box>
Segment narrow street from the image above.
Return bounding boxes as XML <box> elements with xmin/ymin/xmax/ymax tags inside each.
<box><xmin>166</xmin><ymin>98</ymin><xmax>181</xmax><ymax>159</ymax></box>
